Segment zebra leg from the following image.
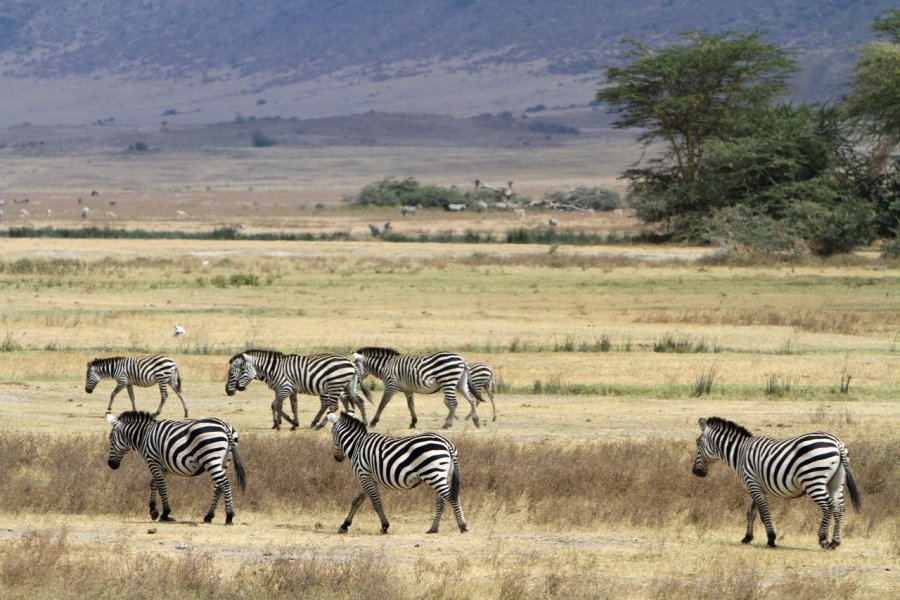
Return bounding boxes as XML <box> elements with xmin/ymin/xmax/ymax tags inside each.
<box><xmin>204</xmin><ymin>485</ymin><xmax>222</xmax><ymax>524</ymax></box>
<box><xmin>289</xmin><ymin>392</ymin><xmax>300</xmax><ymax>430</ymax></box>
<box><xmin>338</xmin><ymin>491</ymin><xmax>367</xmax><ymax>533</ymax></box>
<box><xmin>427</xmin><ymin>496</ymin><xmax>446</xmax><ymax>534</ymax></box>
<box><xmin>107</xmin><ymin>383</ymin><xmax>127</xmax><ymax>413</ymax></box>
<box><xmin>310</xmin><ymin>396</ymin><xmax>329</xmax><ymax>429</ymax></box>
<box><xmin>487</xmin><ymin>388</ymin><xmax>497</xmax><ymax>422</ymax></box>
<box><xmin>742</xmin><ymin>499</ymin><xmax>757</xmax><ymax>544</ymax></box>
<box><xmin>459</xmin><ymin>377</ymin><xmax>481</xmax><ymax>428</ymax></box>
<box><xmin>348</xmin><ymin>388</ymin><xmax>368</xmax><ymax>425</ymax></box>
<box><xmin>747</xmin><ymin>488</ymin><xmax>776</xmax><ymax>547</ymax></box>
<box><xmin>153</xmin><ymin>382</ymin><xmax>167</xmax><ymax>416</ymax></box>
<box><xmin>369</xmin><ymin>385</ymin><xmax>398</xmax><ymax>428</ymax></box>
<box><xmin>405</xmin><ymin>392</ymin><xmax>417</xmax><ymax>429</ymax></box>
<box><xmin>150</xmin><ymin>467</ymin><xmax>174</xmax><ymax>521</ymax></box>
<box><xmin>829</xmin><ymin>493</ymin><xmax>847</xmax><ymax>550</ymax></box>
<box><xmin>441</xmin><ymin>388</ymin><xmax>458</xmax><ymax>429</ymax></box>
<box><xmin>173</xmin><ymin>386</ymin><xmax>189</xmax><ymax>418</ymax></box>
<box><xmin>126</xmin><ymin>384</ymin><xmax>137</xmax><ymax>411</ymax></box>
<box><xmin>270</xmin><ymin>392</ymin><xmax>293</xmax><ymax>430</ymax></box>
<box><xmin>810</xmin><ymin>490</ymin><xmax>837</xmax><ymax>549</ymax></box>
<box><xmin>148</xmin><ymin>476</ymin><xmax>160</xmax><ymax>521</ymax></box>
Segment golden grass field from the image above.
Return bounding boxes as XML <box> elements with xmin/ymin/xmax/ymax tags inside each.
<box><xmin>1</xmin><ymin>145</ymin><xmax>898</xmax><ymax>598</ymax></box>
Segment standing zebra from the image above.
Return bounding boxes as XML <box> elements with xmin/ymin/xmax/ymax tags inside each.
<box><xmin>225</xmin><ymin>349</ymin><xmax>367</xmax><ymax>430</ymax></box>
<box><xmin>106</xmin><ymin>411</ymin><xmax>247</xmax><ymax>525</ymax></box>
<box><xmin>85</xmin><ymin>355</ymin><xmax>189</xmax><ymax>418</ymax></box>
<box><xmin>465</xmin><ymin>362</ymin><xmax>497</xmax><ymax>422</ymax></box>
<box><xmin>693</xmin><ymin>416</ymin><xmax>862</xmax><ymax>549</ymax></box>
<box><xmin>353</xmin><ymin>347</ymin><xmax>482</xmax><ymax>429</ymax></box>
<box><xmin>326</xmin><ymin>411</ymin><xmax>468</xmax><ymax>535</ymax></box>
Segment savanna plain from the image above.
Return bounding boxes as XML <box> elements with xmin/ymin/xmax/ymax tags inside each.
<box><xmin>0</xmin><ymin>142</ymin><xmax>898</xmax><ymax>599</ymax></box>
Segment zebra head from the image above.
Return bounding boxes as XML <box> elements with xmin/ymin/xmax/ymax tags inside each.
<box><xmin>326</xmin><ymin>410</ymin><xmax>365</xmax><ymax>463</ymax></box>
<box><xmin>225</xmin><ymin>353</ymin><xmax>256</xmax><ymax>396</ymax></box>
<box><xmin>106</xmin><ymin>411</ymin><xmax>154</xmax><ymax>469</ymax></box>
<box><xmin>85</xmin><ymin>359</ymin><xmax>102</xmax><ymax>393</ymax></box>
<box><xmin>692</xmin><ymin>417</ymin><xmax>715</xmax><ymax>477</ymax></box>
<box><xmin>106</xmin><ymin>412</ymin><xmax>129</xmax><ymax>469</ymax></box>
<box><xmin>693</xmin><ymin>417</ymin><xmax>751</xmax><ymax>477</ymax></box>
<box><xmin>351</xmin><ymin>352</ymin><xmax>369</xmax><ymax>380</ymax></box>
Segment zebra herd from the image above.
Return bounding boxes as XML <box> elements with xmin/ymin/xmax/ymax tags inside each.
<box><xmin>86</xmin><ymin>351</ymin><xmax>862</xmax><ymax>548</ymax></box>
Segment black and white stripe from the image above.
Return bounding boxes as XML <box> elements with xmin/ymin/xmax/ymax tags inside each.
<box><xmin>106</xmin><ymin>411</ymin><xmax>247</xmax><ymax>525</ymax></box>
<box><xmin>465</xmin><ymin>362</ymin><xmax>497</xmax><ymax>422</ymax></box>
<box><xmin>693</xmin><ymin>416</ymin><xmax>862</xmax><ymax>549</ymax></box>
<box><xmin>353</xmin><ymin>347</ymin><xmax>481</xmax><ymax>429</ymax></box>
<box><xmin>86</xmin><ymin>355</ymin><xmax>189</xmax><ymax>418</ymax></box>
<box><xmin>326</xmin><ymin>411</ymin><xmax>468</xmax><ymax>534</ymax></box>
<box><xmin>225</xmin><ymin>349</ymin><xmax>366</xmax><ymax>430</ymax></box>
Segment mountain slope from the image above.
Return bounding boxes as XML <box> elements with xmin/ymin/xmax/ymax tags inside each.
<box><xmin>0</xmin><ymin>0</ymin><xmax>893</xmax><ymax>127</ymax></box>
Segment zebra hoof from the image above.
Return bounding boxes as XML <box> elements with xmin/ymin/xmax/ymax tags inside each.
<box><xmin>150</xmin><ymin>510</ymin><xmax>160</xmax><ymax>521</ymax></box>
<box><xmin>827</xmin><ymin>541</ymin><xmax>840</xmax><ymax>550</ymax></box>
<box><xmin>338</xmin><ymin>526</ymin><xmax>349</xmax><ymax>534</ymax></box>
<box><xmin>741</xmin><ymin>535</ymin><xmax>753</xmax><ymax>544</ymax></box>
<box><xmin>426</xmin><ymin>528</ymin><xmax>439</xmax><ymax>534</ymax></box>
<box><xmin>203</xmin><ymin>514</ymin><xmax>214</xmax><ymax>524</ymax></box>
<box><xmin>160</xmin><ymin>514</ymin><xmax>175</xmax><ymax>522</ymax></box>
<box><xmin>459</xmin><ymin>525</ymin><xmax>468</xmax><ymax>534</ymax></box>
<box><xmin>225</xmin><ymin>514</ymin><xmax>234</xmax><ymax>526</ymax></box>
<box><xmin>272</xmin><ymin>423</ymin><xmax>280</xmax><ymax>430</ymax></box>
<box><xmin>381</xmin><ymin>527</ymin><xmax>389</xmax><ymax>535</ymax></box>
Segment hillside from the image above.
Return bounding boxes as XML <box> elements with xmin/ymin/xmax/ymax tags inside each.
<box><xmin>0</xmin><ymin>0</ymin><xmax>894</xmax><ymax>128</ymax></box>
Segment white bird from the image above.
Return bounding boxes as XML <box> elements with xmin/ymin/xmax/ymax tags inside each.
<box><xmin>173</xmin><ymin>324</ymin><xmax>186</xmax><ymax>337</ymax></box>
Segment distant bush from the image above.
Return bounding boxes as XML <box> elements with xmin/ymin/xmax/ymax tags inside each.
<box><xmin>527</xmin><ymin>121</ymin><xmax>580</xmax><ymax>136</ymax></box>
<box><xmin>345</xmin><ymin>176</ymin><xmax>479</xmax><ymax>209</ymax></box>
<box><xmin>542</xmin><ymin>186</ymin><xmax>624</xmax><ymax>211</ymax></box>
<box><xmin>251</xmin><ymin>130</ymin><xmax>276</xmax><ymax>147</ymax></box>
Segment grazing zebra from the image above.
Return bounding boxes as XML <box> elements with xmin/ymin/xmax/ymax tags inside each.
<box><xmin>326</xmin><ymin>411</ymin><xmax>468</xmax><ymax>535</ymax></box>
<box><xmin>693</xmin><ymin>417</ymin><xmax>862</xmax><ymax>549</ymax></box>
<box><xmin>352</xmin><ymin>347</ymin><xmax>482</xmax><ymax>429</ymax></box>
<box><xmin>106</xmin><ymin>411</ymin><xmax>247</xmax><ymax>525</ymax></box>
<box><xmin>85</xmin><ymin>355</ymin><xmax>189</xmax><ymax>418</ymax></box>
<box><xmin>225</xmin><ymin>349</ymin><xmax>367</xmax><ymax>430</ymax></box>
<box><xmin>465</xmin><ymin>362</ymin><xmax>497</xmax><ymax>422</ymax></box>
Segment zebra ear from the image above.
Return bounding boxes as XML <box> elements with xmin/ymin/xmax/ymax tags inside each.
<box><xmin>106</xmin><ymin>412</ymin><xmax>118</xmax><ymax>426</ymax></box>
<box><xmin>326</xmin><ymin>412</ymin><xmax>338</xmax><ymax>424</ymax></box>
<box><xmin>698</xmin><ymin>417</ymin><xmax>708</xmax><ymax>431</ymax></box>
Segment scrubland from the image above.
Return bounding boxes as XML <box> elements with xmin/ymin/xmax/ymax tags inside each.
<box><xmin>1</xmin><ymin>202</ymin><xmax>898</xmax><ymax>598</ymax></box>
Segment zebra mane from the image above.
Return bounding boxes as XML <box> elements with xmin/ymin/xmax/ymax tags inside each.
<box><xmin>230</xmin><ymin>349</ymin><xmax>284</xmax><ymax>361</ymax></box>
<box><xmin>115</xmin><ymin>410</ymin><xmax>158</xmax><ymax>424</ymax></box>
<box><xmin>89</xmin><ymin>356</ymin><xmax>123</xmax><ymax>367</ymax></box>
<box><xmin>706</xmin><ymin>416</ymin><xmax>752</xmax><ymax>438</ymax></box>
<box><xmin>355</xmin><ymin>347</ymin><xmax>399</xmax><ymax>356</ymax></box>
<box><xmin>339</xmin><ymin>411</ymin><xmax>368</xmax><ymax>433</ymax></box>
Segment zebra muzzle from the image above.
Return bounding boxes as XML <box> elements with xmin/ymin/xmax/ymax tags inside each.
<box><xmin>108</xmin><ymin>458</ymin><xmax>121</xmax><ymax>470</ymax></box>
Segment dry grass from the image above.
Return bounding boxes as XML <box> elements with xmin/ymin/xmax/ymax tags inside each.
<box><xmin>1</xmin><ymin>189</ymin><xmax>899</xmax><ymax>597</ymax></box>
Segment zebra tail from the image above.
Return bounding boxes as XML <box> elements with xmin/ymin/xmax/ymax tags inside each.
<box><xmin>461</xmin><ymin>366</ymin><xmax>483</xmax><ymax>404</ymax></box>
<box><xmin>449</xmin><ymin>459</ymin><xmax>461</xmax><ymax>503</ymax></box>
<box><xmin>173</xmin><ymin>367</ymin><xmax>184</xmax><ymax>393</ymax></box>
<box><xmin>843</xmin><ymin>451</ymin><xmax>862</xmax><ymax>512</ymax></box>
<box><xmin>231</xmin><ymin>441</ymin><xmax>248</xmax><ymax>493</ymax></box>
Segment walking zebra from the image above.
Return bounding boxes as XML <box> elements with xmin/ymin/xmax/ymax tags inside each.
<box><xmin>225</xmin><ymin>349</ymin><xmax>367</xmax><ymax>430</ymax></box>
<box><xmin>106</xmin><ymin>411</ymin><xmax>247</xmax><ymax>525</ymax></box>
<box><xmin>326</xmin><ymin>411</ymin><xmax>468</xmax><ymax>534</ymax></box>
<box><xmin>465</xmin><ymin>362</ymin><xmax>497</xmax><ymax>422</ymax></box>
<box><xmin>353</xmin><ymin>347</ymin><xmax>482</xmax><ymax>429</ymax></box>
<box><xmin>85</xmin><ymin>355</ymin><xmax>189</xmax><ymax>418</ymax></box>
<box><xmin>693</xmin><ymin>417</ymin><xmax>862</xmax><ymax>549</ymax></box>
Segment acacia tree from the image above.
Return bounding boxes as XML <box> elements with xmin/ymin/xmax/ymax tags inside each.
<box><xmin>597</xmin><ymin>30</ymin><xmax>798</xmax><ymax>193</ymax></box>
<box><xmin>843</xmin><ymin>9</ymin><xmax>900</xmax><ymax>177</ymax></box>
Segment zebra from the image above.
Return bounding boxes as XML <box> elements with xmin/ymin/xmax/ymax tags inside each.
<box><xmin>85</xmin><ymin>355</ymin><xmax>189</xmax><ymax>418</ymax></box>
<box><xmin>352</xmin><ymin>347</ymin><xmax>482</xmax><ymax>429</ymax></box>
<box><xmin>225</xmin><ymin>349</ymin><xmax>367</xmax><ymax>430</ymax></box>
<box><xmin>465</xmin><ymin>362</ymin><xmax>497</xmax><ymax>422</ymax></box>
<box><xmin>106</xmin><ymin>411</ymin><xmax>247</xmax><ymax>525</ymax></box>
<box><xmin>692</xmin><ymin>416</ymin><xmax>862</xmax><ymax>549</ymax></box>
<box><xmin>326</xmin><ymin>410</ymin><xmax>468</xmax><ymax>535</ymax></box>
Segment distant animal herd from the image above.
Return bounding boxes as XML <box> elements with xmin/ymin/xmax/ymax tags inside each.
<box><xmin>86</xmin><ymin>349</ymin><xmax>861</xmax><ymax>548</ymax></box>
